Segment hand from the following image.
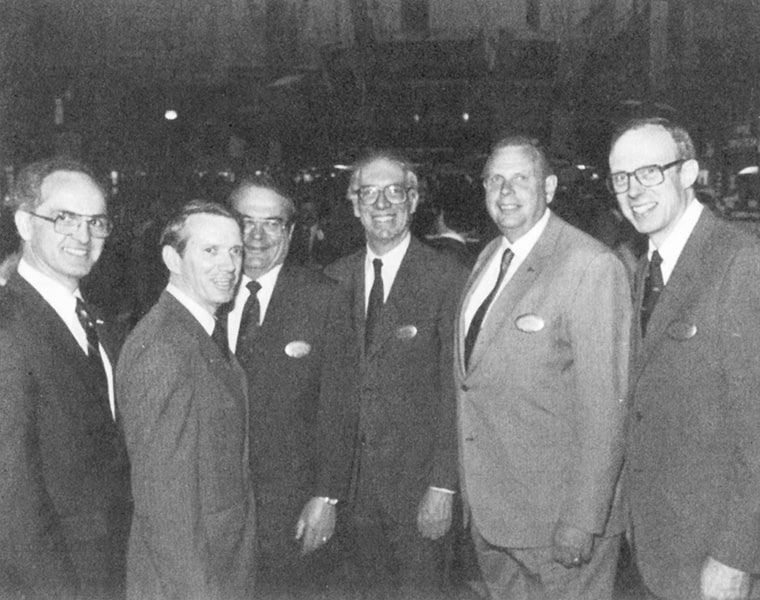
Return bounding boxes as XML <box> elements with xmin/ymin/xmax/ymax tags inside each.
<box><xmin>551</xmin><ymin>521</ymin><xmax>593</xmax><ymax>568</ymax></box>
<box><xmin>416</xmin><ymin>487</ymin><xmax>453</xmax><ymax>540</ymax></box>
<box><xmin>701</xmin><ymin>556</ymin><xmax>750</xmax><ymax>600</ymax></box>
<box><xmin>295</xmin><ymin>497</ymin><xmax>337</xmax><ymax>554</ymax></box>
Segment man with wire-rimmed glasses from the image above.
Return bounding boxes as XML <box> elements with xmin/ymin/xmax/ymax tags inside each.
<box><xmin>325</xmin><ymin>151</ymin><xmax>468</xmax><ymax>599</ymax></box>
<box><xmin>609</xmin><ymin>117</ymin><xmax>760</xmax><ymax>600</ymax></box>
<box><xmin>0</xmin><ymin>157</ymin><xmax>131</xmax><ymax>599</ymax></box>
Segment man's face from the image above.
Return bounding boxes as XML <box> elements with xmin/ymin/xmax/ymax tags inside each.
<box><xmin>608</xmin><ymin>125</ymin><xmax>692</xmax><ymax>248</ymax></box>
<box><xmin>351</xmin><ymin>158</ymin><xmax>418</xmax><ymax>255</ymax></box>
<box><xmin>15</xmin><ymin>170</ymin><xmax>107</xmax><ymax>291</ymax></box>
<box><xmin>164</xmin><ymin>214</ymin><xmax>242</xmax><ymax>314</ymax></box>
<box><xmin>232</xmin><ymin>185</ymin><xmax>292</xmax><ymax>280</ymax></box>
<box><xmin>483</xmin><ymin>146</ymin><xmax>556</xmax><ymax>243</ymax></box>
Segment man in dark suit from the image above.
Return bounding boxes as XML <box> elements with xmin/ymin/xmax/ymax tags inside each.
<box><xmin>325</xmin><ymin>151</ymin><xmax>468</xmax><ymax>599</ymax></box>
<box><xmin>225</xmin><ymin>176</ymin><xmax>357</xmax><ymax>596</ymax></box>
<box><xmin>116</xmin><ymin>201</ymin><xmax>256</xmax><ymax>600</ymax></box>
<box><xmin>0</xmin><ymin>157</ymin><xmax>131</xmax><ymax>599</ymax></box>
<box><xmin>609</xmin><ymin>118</ymin><xmax>760</xmax><ymax>600</ymax></box>
<box><xmin>456</xmin><ymin>137</ymin><xmax>631</xmax><ymax>600</ymax></box>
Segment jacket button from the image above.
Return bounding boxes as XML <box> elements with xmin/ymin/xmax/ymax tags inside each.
<box><xmin>461</xmin><ymin>384</ymin><xmax>469</xmax><ymax>392</ymax></box>
<box><xmin>465</xmin><ymin>436</ymin><xmax>474</xmax><ymax>442</ymax></box>
<box><xmin>635</xmin><ymin>411</ymin><xmax>643</xmax><ymax>422</ymax></box>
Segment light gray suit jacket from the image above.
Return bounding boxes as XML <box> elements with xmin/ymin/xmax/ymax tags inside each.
<box><xmin>456</xmin><ymin>213</ymin><xmax>631</xmax><ymax>547</ymax></box>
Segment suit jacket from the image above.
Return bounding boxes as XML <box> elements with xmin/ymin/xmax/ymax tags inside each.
<box><xmin>235</xmin><ymin>265</ymin><xmax>357</xmax><ymax>514</ymax></box>
<box><xmin>116</xmin><ymin>291</ymin><xmax>256</xmax><ymax>600</ymax></box>
<box><xmin>325</xmin><ymin>237</ymin><xmax>468</xmax><ymax>518</ymax></box>
<box><xmin>456</xmin><ymin>213</ymin><xmax>631</xmax><ymax>548</ymax></box>
<box><xmin>627</xmin><ymin>208</ymin><xmax>760</xmax><ymax>600</ymax></box>
<box><xmin>0</xmin><ymin>273</ymin><xmax>131</xmax><ymax>600</ymax></box>
<box><xmin>424</xmin><ymin>236</ymin><xmax>477</xmax><ymax>269</ymax></box>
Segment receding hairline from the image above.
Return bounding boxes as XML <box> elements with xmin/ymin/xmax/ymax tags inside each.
<box><xmin>229</xmin><ymin>182</ymin><xmax>295</xmax><ymax>223</ymax></box>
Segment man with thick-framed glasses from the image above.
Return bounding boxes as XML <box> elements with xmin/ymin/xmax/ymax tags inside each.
<box><xmin>609</xmin><ymin>117</ymin><xmax>760</xmax><ymax>600</ymax></box>
<box><xmin>325</xmin><ymin>151</ymin><xmax>469</xmax><ymax>599</ymax></box>
<box><xmin>0</xmin><ymin>157</ymin><xmax>131</xmax><ymax>599</ymax></box>
<box><xmin>224</xmin><ymin>174</ymin><xmax>357</xmax><ymax>598</ymax></box>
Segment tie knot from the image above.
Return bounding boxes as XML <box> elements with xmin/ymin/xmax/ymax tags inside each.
<box><xmin>76</xmin><ymin>298</ymin><xmax>94</xmax><ymax>326</ymax></box>
<box><xmin>247</xmin><ymin>280</ymin><xmax>261</xmax><ymax>295</ymax></box>
<box><xmin>500</xmin><ymin>248</ymin><xmax>514</xmax><ymax>273</ymax></box>
<box><xmin>650</xmin><ymin>250</ymin><xmax>663</xmax><ymax>268</ymax></box>
<box><xmin>372</xmin><ymin>258</ymin><xmax>383</xmax><ymax>275</ymax></box>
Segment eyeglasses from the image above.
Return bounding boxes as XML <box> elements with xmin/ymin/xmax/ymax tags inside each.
<box><xmin>607</xmin><ymin>159</ymin><xmax>685</xmax><ymax>194</ymax></box>
<box><xmin>242</xmin><ymin>217</ymin><xmax>288</xmax><ymax>237</ymax></box>
<box><xmin>482</xmin><ymin>173</ymin><xmax>532</xmax><ymax>194</ymax></box>
<box><xmin>28</xmin><ymin>210</ymin><xmax>112</xmax><ymax>238</ymax></box>
<box><xmin>355</xmin><ymin>184</ymin><xmax>410</xmax><ymax>205</ymax></box>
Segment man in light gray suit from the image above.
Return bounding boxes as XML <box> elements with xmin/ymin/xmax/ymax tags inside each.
<box><xmin>456</xmin><ymin>136</ymin><xmax>631</xmax><ymax>600</ymax></box>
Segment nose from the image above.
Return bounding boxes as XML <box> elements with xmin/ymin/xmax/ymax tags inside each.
<box><xmin>71</xmin><ymin>218</ymin><xmax>92</xmax><ymax>243</ymax></box>
<box><xmin>374</xmin><ymin>189</ymin><xmax>391</xmax><ymax>209</ymax></box>
<box><xmin>219</xmin><ymin>250</ymin><xmax>238</xmax><ymax>271</ymax></box>
<box><xmin>245</xmin><ymin>222</ymin><xmax>266</xmax><ymax>241</ymax></box>
<box><xmin>498</xmin><ymin>180</ymin><xmax>514</xmax><ymax>196</ymax></box>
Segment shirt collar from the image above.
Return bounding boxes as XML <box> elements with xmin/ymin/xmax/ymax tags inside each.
<box><xmin>166</xmin><ymin>282</ymin><xmax>217</xmax><ymax>335</ymax></box>
<box><xmin>18</xmin><ymin>258</ymin><xmax>79</xmax><ymax>316</ymax></box>
<box><xmin>366</xmin><ymin>232</ymin><xmax>411</xmax><ymax>272</ymax></box>
<box><xmin>504</xmin><ymin>208</ymin><xmax>551</xmax><ymax>258</ymax></box>
<box><xmin>648</xmin><ymin>200</ymin><xmax>703</xmax><ymax>283</ymax></box>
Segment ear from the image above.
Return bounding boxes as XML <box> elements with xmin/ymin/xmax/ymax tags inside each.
<box><xmin>544</xmin><ymin>174</ymin><xmax>558</xmax><ymax>205</ymax></box>
<box><xmin>679</xmin><ymin>159</ymin><xmax>699</xmax><ymax>188</ymax></box>
<box><xmin>162</xmin><ymin>244</ymin><xmax>181</xmax><ymax>275</ymax></box>
<box><xmin>14</xmin><ymin>210</ymin><xmax>32</xmax><ymax>242</ymax></box>
<box><xmin>407</xmin><ymin>188</ymin><xmax>419</xmax><ymax>214</ymax></box>
<box><xmin>350</xmin><ymin>194</ymin><xmax>362</xmax><ymax>219</ymax></box>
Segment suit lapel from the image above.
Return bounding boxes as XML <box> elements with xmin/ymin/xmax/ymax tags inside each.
<box><xmin>464</xmin><ymin>215</ymin><xmax>562</xmax><ymax>372</ymax></box>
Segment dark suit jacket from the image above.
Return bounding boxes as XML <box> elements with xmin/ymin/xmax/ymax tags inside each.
<box><xmin>456</xmin><ymin>213</ymin><xmax>631</xmax><ymax>547</ymax></box>
<box><xmin>116</xmin><ymin>291</ymin><xmax>256</xmax><ymax>600</ymax></box>
<box><xmin>627</xmin><ymin>208</ymin><xmax>760</xmax><ymax>600</ymax></box>
<box><xmin>234</xmin><ymin>266</ymin><xmax>357</xmax><ymax>539</ymax></box>
<box><xmin>0</xmin><ymin>273</ymin><xmax>131</xmax><ymax>600</ymax></box>
<box><xmin>325</xmin><ymin>237</ymin><xmax>468</xmax><ymax>519</ymax></box>
<box><xmin>424</xmin><ymin>236</ymin><xmax>477</xmax><ymax>269</ymax></box>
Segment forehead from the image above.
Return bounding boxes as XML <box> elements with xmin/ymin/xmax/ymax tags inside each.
<box><xmin>233</xmin><ymin>186</ymin><xmax>289</xmax><ymax>218</ymax></box>
<box><xmin>183</xmin><ymin>213</ymin><xmax>241</xmax><ymax>246</ymax></box>
<box><xmin>485</xmin><ymin>145</ymin><xmax>538</xmax><ymax>175</ymax></box>
<box><xmin>357</xmin><ymin>158</ymin><xmax>406</xmax><ymax>186</ymax></box>
<box><xmin>39</xmin><ymin>170</ymin><xmax>106</xmax><ymax>213</ymax></box>
<box><xmin>609</xmin><ymin>125</ymin><xmax>678</xmax><ymax>170</ymax></box>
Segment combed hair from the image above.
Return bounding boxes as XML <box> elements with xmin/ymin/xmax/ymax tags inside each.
<box><xmin>228</xmin><ymin>173</ymin><xmax>296</xmax><ymax>224</ymax></box>
<box><xmin>11</xmin><ymin>157</ymin><xmax>105</xmax><ymax>213</ymax></box>
<box><xmin>485</xmin><ymin>136</ymin><xmax>554</xmax><ymax>180</ymax></box>
<box><xmin>160</xmin><ymin>200</ymin><xmax>243</xmax><ymax>256</ymax></box>
<box><xmin>347</xmin><ymin>150</ymin><xmax>419</xmax><ymax>202</ymax></box>
<box><xmin>610</xmin><ymin>117</ymin><xmax>697</xmax><ymax>161</ymax></box>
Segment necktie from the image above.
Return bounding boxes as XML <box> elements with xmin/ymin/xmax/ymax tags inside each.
<box><xmin>211</xmin><ymin>314</ymin><xmax>230</xmax><ymax>361</ymax></box>
<box><xmin>75</xmin><ymin>298</ymin><xmax>108</xmax><ymax>396</ymax></box>
<box><xmin>236</xmin><ymin>280</ymin><xmax>262</xmax><ymax>356</ymax></box>
<box><xmin>640</xmin><ymin>250</ymin><xmax>664</xmax><ymax>336</ymax></box>
<box><xmin>365</xmin><ymin>258</ymin><xmax>384</xmax><ymax>349</ymax></box>
<box><xmin>464</xmin><ymin>248</ymin><xmax>514</xmax><ymax>368</ymax></box>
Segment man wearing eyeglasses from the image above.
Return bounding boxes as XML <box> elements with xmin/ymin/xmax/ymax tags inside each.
<box><xmin>609</xmin><ymin>118</ymin><xmax>760</xmax><ymax>600</ymax></box>
<box><xmin>324</xmin><ymin>151</ymin><xmax>468</xmax><ymax>599</ymax></box>
<box><xmin>0</xmin><ymin>158</ymin><xmax>131</xmax><ymax>599</ymax></box>
<box><xmin>225</xmin><ymin>175</ymin><xmax>357</xmax><ymax>597</ymax></box>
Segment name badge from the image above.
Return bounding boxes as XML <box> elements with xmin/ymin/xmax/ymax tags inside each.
<box><xmin>395</xmin><ymin>325</ymin><xmax>418</xmax><ymax>340</ymax></box>
<box><xmin>666</xmin><ymin>321</ymin><xmax>697</xmax><ymax>341</ymax></box>
<box><xmin>285</xmin><ymin>341</ymin><xmax>311</xmax><ymax>358</ymax></box>
<box><xmin>515</xmin><ymin>314</ymin><xmax>545</xmax><ymax>333</ymax></box>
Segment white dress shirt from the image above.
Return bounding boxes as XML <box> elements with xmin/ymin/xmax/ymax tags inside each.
<box><xmin>226</xmin><ymin>264</ymin><xmax>283</xmax><ymax>351</ymax></box>
<box><xmin>648</xmin><ymin>199</ymin><xmax>703</xmax><ymax>285</ymax></box>
<box><xmin>464</xmin><ymin>209</ymin><xmax>550</xmax><ymax>331</ymax></box>
<box><xmin>363</xmin><ymin>233</ymin><xmax>411</xmax><ymax>312</ymax></box>
<box><xmin>18</xmin><ymin>258</ymin><xmax>116</xmax><ymax>419</ymax></box>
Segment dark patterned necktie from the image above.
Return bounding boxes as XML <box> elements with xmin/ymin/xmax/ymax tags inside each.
<box><xmin>236</xmin><ymin>280</ymin><xmax>262</xmax><ymax>356</ymax></box>
<box><xmin>211</xmin><ymin>314</ymin><xmax>230</xmax><ymax>361</ymax></box>
<box><xmin>75</xmin><ymin>298</ymin><xmax>108</xmax><ymax>396</ymax></box>
<box><xmin>640</xmin><ymin>250</ymin><xmax>664</xmax><ymax>336</ymax></box>
<box><xmin>464</xmin><ymin>248</ymin><xmax>514</xmax><ymax>368</ymax></box>
<box><xmin>365</xmin><ymin>258</ymin><xmax>384</xmax><ymax>349</ymax></box>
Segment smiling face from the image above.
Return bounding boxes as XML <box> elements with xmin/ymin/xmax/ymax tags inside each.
<box><xmin>163</xmin><ymin>213</ymin><xmax>243</xmax><ymax>315</ymax></box>
<box><xmin>14</xmin><ymin>170</ymin><xmax>107</xmax><ymax>291</ymax></box>
<box><xmin>483</xmin><ymin>145</ymin><xmax>557</xmax><ymax>243</ymax></box>
<box><xmin>608</xmin><ymin>124</ymin><xmax>697</xmax><ymax>248</ymax></box>
<box><xmin>351</xmin><ymin>157</ymin><xmax>418</xmax><ymax>255</ymax></box>
<box><xmin>231</xmin><ymin>185</ymin><xmax>293</xmax><ymax>280</ymax></box>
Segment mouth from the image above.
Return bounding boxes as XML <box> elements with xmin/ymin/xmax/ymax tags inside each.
<box><xmin>495</xmin><ymin>203</ymin><xmax>521</xmax><ymax>213</ymax></box>
<box><xmin>212</xmin><ymin>277</ymin><xmax>237</xmax><ymax>292</ymax></box>
<box><xmin>630</xmin><ymin>201</ymin><xmax>657</xmax><ymax>217</ymax></box>
<box><xmin>63</xmin><ymin>246</ymin><xmax>90</xmax><ymax>258</ymax></box>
